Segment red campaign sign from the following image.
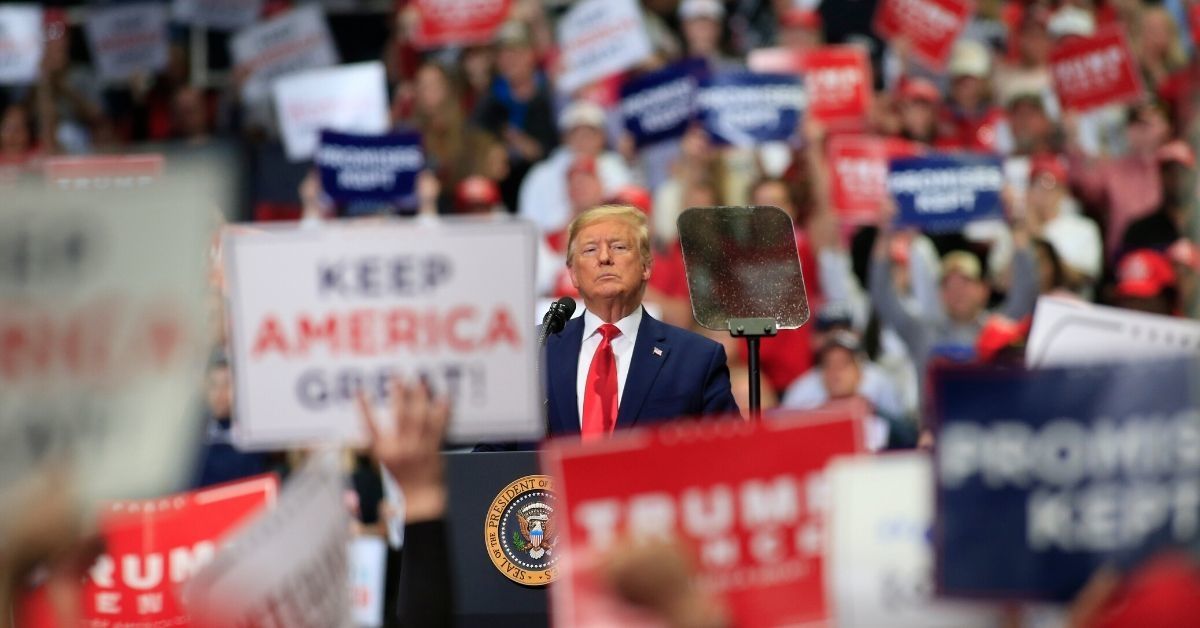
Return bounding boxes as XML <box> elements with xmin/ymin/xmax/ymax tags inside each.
<box><xmin>828</xmin><ymin>134</ymin><xmax>921</xmax><ymax>224</ymax></box>
<box><xmin>873</xmin><ymin>0</ymin><xmax>972</xmax><ymax>70</ymax></box>
<box><xmin>1049</xmin><ymin>27</ymin><xmax>1144</xmax><ymax>112</ymax></box>
<box><xmin>17</xmin><ymin>475</ymin><xmax>277</xmax><ymax>628</ymax></box>
<box><xmin>748</xmin><ymin>45</ymin><xmax>873</xmax><ymax>131</ymax></box>
<box><xmin>542</xmin><ymin>413</ymin><xmax>865</xmax><ymax>627</ymax></box>
<box><xmin>43</xmin><ymin>154</ymin><xmax>164</xmax><ymax>191</ymax></box>
<box><xmin>412</xmin><ymin>0</ymin><xmax>512</xmax><ymax>50</ymax></box>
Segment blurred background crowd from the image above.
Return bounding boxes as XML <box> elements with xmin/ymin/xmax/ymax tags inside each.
<box><xmin>3</xmin><ymin>0</ymin><xmax>1200</xmax><ymax>611</ymax></box>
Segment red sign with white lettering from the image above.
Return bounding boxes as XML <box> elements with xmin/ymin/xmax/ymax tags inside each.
<box><xmin>43</xmin><ymin>154</ymin><xmax>164</xmax><ymax>191</ymax></box>
<box><xmin>748</xmin><ymin>45</ymin><xmax>873</xmax><ymax>131</ymax></box>
<box><xmin>412</xmin><ymin>0</ymin><xmax>512</xmax><ymax>49</ymax></box>
<box><xmin>17</xmin><ymin>475</ymin><xmax>277</xmax><ymax>627</ymax></box>
<box><xmin>542</xmin><ymin>414</ymin><xmax>864</xmax><ymax>627</ymax></box>
<box><xmin>873</xmin><ymin>0</ymin><xmax>972</xmax><ymax>70</ymax></box>
<box><xmin>1049</xmin><ymin>27</ymin><xmax>1144</xmax><ymax>112</ymax></box>
<box><xmin>828</xmin><ymin>134</ymin><xmax>922</xmax><ymax>224</ymax></box>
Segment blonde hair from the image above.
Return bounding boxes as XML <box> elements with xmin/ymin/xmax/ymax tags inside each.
<box><xmin>565</xmin><ymin>204</ymin><xmax>652</xmax><ymax>268</ymax></box>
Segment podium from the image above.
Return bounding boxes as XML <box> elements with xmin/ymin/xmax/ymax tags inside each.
<box><xmin>445</xmin><ymin>451</ymin><xmax>549</xmax><ymax>628</ymax></box>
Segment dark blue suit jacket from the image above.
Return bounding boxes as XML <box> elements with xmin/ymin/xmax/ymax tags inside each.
<box><xmin>545</xmin><ymin>310</ymin><xmax>740</xmax><ymax>436</ymax></box>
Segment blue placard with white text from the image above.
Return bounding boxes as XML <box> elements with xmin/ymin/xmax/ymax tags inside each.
<box><xmin>316</xmin><ymin>130</ymin><xmax>424</xmax><ymax>206</ymax></box>
<box><xmin>696</xmin><ymin>72</ymin><xmax>806</xmax><ymax>147</ymax></box>
<box><xmin>619</xmin><ymin>58</ymin><xmax>708</xmax><ymax>148</ymax></box>
<box><xmin>888</xmin><ymin>154</ymin><xmax>1004</xmax><ymax>233</ymax></box>
<box><xmin>933</xmin><ymin>358</ymin><xmax>1200</xmax><ymax>601</ymax></box>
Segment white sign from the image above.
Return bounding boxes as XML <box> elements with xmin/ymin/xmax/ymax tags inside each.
<box><xmin>826</xmin><ymin>453</ymin><xmax>997</xmax><ymax>628</ymax></box>
<box><xmin>224</xmin><ymin>217</ymin><xmax>542</xmax><ymax>448</ymax></box>
<box><xmin>272</xmin><ymin>61</ymin><xmax>390</xmax><ymax>161</ymax></box>
<box><xmin>349</xmin><ymin>536</ymin><xmax>387</xmax><ymax>627</ymax></box>
<box><xmin>230</xmin><ymin>4</ymin><xmax>338</xmax><ymax>105</ymax></box>
<box><xmin>0</xmin><ymin>181</ymin><xmax>211</xmax><ymax>514</ymax></box>
<box><xmin>1025</xmin><ymin>295</ymin><xmax>1200</xmax><ymax>368</ymax></box>
<box><xmin>0</xmin><ymin>5</ymin><xmax>43</xmax><ymax>85</ymax></box>
<box><xmin>173</xmin><ymin>0</ymin><xmax>264</xmax><ymax>31</ymax></box>
<box><xmin>182</xmin><ymin>452</ymin><xmax>354</xmax><ymax>627</ymax></box>
<box><xmin>83</xmin><ymin>2</ymin><xmax>169</xmax><ymax>82</ymax></box>
<box><xmin>556</xmin><ymin>0</ymin><xmax>652</xmax><ymax>93</ymax></box>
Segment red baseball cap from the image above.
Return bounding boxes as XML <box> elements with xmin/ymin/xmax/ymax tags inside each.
<box><xmin>976</xmin><ymin>315</ymin><xmax>1031</xmax><ymax>363</ymax></box>
<box><xmin>1116</xmin><ymin>249</ymin><xmax>1177</xmax><ymax>299</ymax></box>
<box><xmin>455</xmin><ymin>176</ymin><xmax>500</xmax><ymax>209</ymax></box>
<box><xmin>1029</xmin><ymin>154</ymin><xmax>1069</xmax><ymax>187</ymax></box>
<box><xmin>612</xmin><ymin>185</ymin><xmax>652</xmax><ymax>214</ymax></box>
<box><xmin>897</xmin><ymin>77</ymin><xmax>941</xmax><ymax>104</ymax></box>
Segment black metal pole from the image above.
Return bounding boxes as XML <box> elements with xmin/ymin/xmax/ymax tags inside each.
<box><xmin>746</xmin><ymin>335</ymin><xmax>761</xmax><ymax>422</ymax></box>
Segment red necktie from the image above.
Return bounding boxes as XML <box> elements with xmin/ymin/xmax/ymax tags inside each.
<box><xmin>581</xmin><ymin>323</ymin><xmax>621</xmax><ymax>440</ymax></box>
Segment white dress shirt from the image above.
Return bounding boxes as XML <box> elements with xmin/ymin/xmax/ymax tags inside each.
<box><xmin>576</xmin><ymin>307</ymin><xmax>642</xmax><ymax>426</ymax></box>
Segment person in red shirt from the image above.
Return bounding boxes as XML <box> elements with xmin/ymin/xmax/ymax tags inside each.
<box><xmin>939</xmin><ymin>40</ymin><xmax>1005</xmax><ymax>152</ymax></box>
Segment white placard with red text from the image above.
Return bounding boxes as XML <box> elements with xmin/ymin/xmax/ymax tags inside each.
<box><xmin>0</xmin><ymin>182</ymin><xmax>212</xmax><ymax>511</ymax></box>
<box><xmin>230</xmin><ymin>4</ymin><xmax>338</xmax><ymax>105</ymax></box>
<box><xmin>1048</xmin><ymin>27</ymin><xmax>1144</xmax><ymax>112</ymax></box>
<box><xmin>1025</xmin><ymin>296</ymin><xmax>1200</xmax><ymax>368</ymax></box>
<box><xmin>83</xmin><ymin>2</ymin><xmax>170</xmax><ymax>82</ymax></box>
<box><xmin>272</xmin><ymin>61</ymin><xmax>390</xmax><ymax>161</ymax></box>
<box><xmin>0</xmin><ymin>5</ymin><xmax>44</xmax><ymax>84</ymax></box>
<box><xmin>542</xmin><ymin>413</ymin><xmax>865</xmax><ymax>627</ymax></box>
<box><xmin>873</xmin><ymin>0</ymin><xmax>971</xmax><ymax>70</ymax></box>
<box><xmin>173</xmin><ymin>0</ymin><xmax>264</xmax><ymax>31</ymax></box>
<box><xmin>748</xmin><ymin>45</ymin><xmax>873</xmax><ymax>131</ymax></box>
<box><xmin>827</xmin><ymin>453</ymin><xmax>997</xmax><ymax>628</ymax></box>
<box><xmin>223</xmin><ymin>217</ymin><xmax>542</xmax><ymax>448</ymax></box>
<box><xmin>556</xmin><ymin>0</ymin><xmax>652</xmax><ymax>93</ymax></box>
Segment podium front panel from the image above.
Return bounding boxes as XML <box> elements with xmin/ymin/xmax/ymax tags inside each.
<box><xmin>445</xmin><ymin>451</ymin><xmax>549</xmax><ymax>628</ymax></box>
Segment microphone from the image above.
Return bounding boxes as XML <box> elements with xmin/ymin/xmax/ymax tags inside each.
<box><xmin>541</xmin><ymin>297</ymin><xmax>576</xmax><ymax>338</ymax></box>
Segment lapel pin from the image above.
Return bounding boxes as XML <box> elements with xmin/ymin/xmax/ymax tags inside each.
<box><xmin>652</xmin><ymin>347</ymin><xmax>663</xmax><ymax>357</ymax></box>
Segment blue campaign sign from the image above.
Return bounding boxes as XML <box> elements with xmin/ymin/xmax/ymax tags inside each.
<box><xmin>619</xmin><ymin>59</ymin><xmax>708</xmax><ymax>148</ymax></box>
<box><xmin>315</xmin><ymin>130</ymin><xmax>424</xmax><ymax>205</ymax></box>
<box><xmin>887</xmin><ymin>154</ymin><xmax>1004</xmax><ymax>233</ymax></box>
<box><xmin>696</xmin><ymin>72</ymin><xmax>807</xmax><ymax>147</ymax></box>
<box><xmin>933</xmin><ymin>358</ymin><xmax>1200</xmax><ymax>601</ymax></box>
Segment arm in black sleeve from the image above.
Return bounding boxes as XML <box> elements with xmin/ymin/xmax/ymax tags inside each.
<box><xmin>396</xmin><ymin>519</ymin><xmax>455</xmax><ymax>628</ymax></box>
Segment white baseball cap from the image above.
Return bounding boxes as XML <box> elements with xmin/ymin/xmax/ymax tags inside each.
<box><xmin>679</xmin><ymin>0</ymin><xmax>725</xmax><ymax>21</ymax></box>
<box><xmin>557</xmin><ymin>100</ymin><xmax>607</xmax><ymax>131</ymax></box>
<box><xmin>948</xmin><ymin>40</ymin><xmax>991</xmax><ymax>78</ymax></box>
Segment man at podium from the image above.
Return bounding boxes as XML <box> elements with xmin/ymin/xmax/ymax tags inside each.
<box><xmin>544</xmin><ymin>204</ymin><xmax>739</xmax><ymax>438</ymax></box>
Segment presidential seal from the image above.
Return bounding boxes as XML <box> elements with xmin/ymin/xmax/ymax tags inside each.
<box><xmin>484</xmin><ymin>474</ymin><xmax>559</xmax><ymax>586</ymax></box>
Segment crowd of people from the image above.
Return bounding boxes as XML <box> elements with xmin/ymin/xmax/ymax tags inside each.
<box><xmin>4</xmin><ymin>0</ymin><xmax>1200</xmax><ymax>625</ymax></box>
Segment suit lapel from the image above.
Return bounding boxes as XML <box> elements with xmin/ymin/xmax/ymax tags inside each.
<box><xmin>547</xmin><ymin>316</ymin><xmax>583</xmax><ymax>436</ymax></box>
<box><xmin>616</xmin><ymin>312</ymin><xmax>670</xmax><ymax>429</ymax></box>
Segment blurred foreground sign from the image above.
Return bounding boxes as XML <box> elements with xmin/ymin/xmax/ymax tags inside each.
<box><xmin>43</xmin><ymin>154</ymin><xmax>164</xmax><ymax>191</ymax></box>
<box><xmin>827</xmin><ymin>453</ymin><xmax>996</xmax><ymax>627</ymax></box>
<box><xmin>1026</xmin><ymin>295</ymin><xmax>1200</xmax><ymax>368</ymax></box>
<box><xmin>223</xmin><ymin>217</ymin><xmax>542</xmax><ymax>448</ymax></box>
<box><xmin>933</xmin><ymin>359</ymin><xmax>1200</xmax><ymax>600</ymax></box>
<box><xmin>183</xmin><ymin>453</ymin><xmax>353</xmax><ymax>627</ymax></box>
<box><xmin>0</xmin><ymin>181</ymin><xmax>212</xmax><ymax>519</ymax></box>
<box><xmin>18</xmin><ymin>475</ymin><xmax>277</xmax><ymax>627</ymax></box>
<box><xmin>542</xmin><ymin>413</ymin><xmax>864</xmax><ymax>627</ymax></box>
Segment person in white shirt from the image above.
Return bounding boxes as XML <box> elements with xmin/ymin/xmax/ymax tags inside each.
<box><xmin>1025</xmin><ymin>155</ymin><xmax>1103</xmax><ymax>293</ymax></box>
<box><xmin>517</xmin><ymin>101</ymin><xmax>633</xmax><ymax>234</ymax></box>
